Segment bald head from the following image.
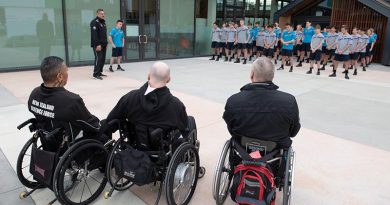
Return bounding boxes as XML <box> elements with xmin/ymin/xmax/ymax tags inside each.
<box><xmin>148</xmin><ymin>61</ymin><xmax>171</xmax><ymax>87</ymax></box>
<box><xmin>250</xmin><ymin>57</ymin><xmax>275</xmax><ymax>82</ymax></box>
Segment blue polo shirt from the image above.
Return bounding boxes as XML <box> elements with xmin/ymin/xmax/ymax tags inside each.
<box><xmin>369</xmin><ymin>33</ymin><xmax>377</xmax><ymax>43</ymax></box>
<box><xmin>109</xmin><ymin>28</ymin><xmax>124</xmax><ymax>47</ymax></box>
<box><xmin>303</xmin><ymin>26</ymin><xmax>315</xmax><ymax>43</ymax></box>
<box><xmin>250</xmin><ymin>27</ymin><xmax>259</xmax><ymax>42</ymax></box>
<box><xmin>281</xmin><ymin>30</ymin><xmax>296</xmax><ymax>50</ymax></box>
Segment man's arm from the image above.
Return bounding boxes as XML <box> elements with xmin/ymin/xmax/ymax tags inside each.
<box><xmin>108</xmin><ymin>36</ymin><xmax>115</xmax><ymax>48</ymax></box>
<box><xmin>71</xmin><ymin>98</ymin><xmax>101</xmax><ymax>133</ymax></box>
<box><xmin>90</xmin><ymin>21</ymin><xmax>100</xmax><ymax>47</ymax></box>
<box><xmin>289</xmin><ymin>98</ymin><xmax>301</xmax><ymax>138</ymax></box>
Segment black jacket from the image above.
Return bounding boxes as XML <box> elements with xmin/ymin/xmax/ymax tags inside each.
<box><xmin>90</xmin><ymin>17</ymin><xmax>107</xmax><ymax>47</ymax></box>
<box><xmin>107</xmin><ymin>82</ymin><xmax>188</xmax><ymax>138</ymax></box>
<box><xmin>223</xmin><ymin>82</ymin><xmax>300</xmax><ymax>148</ymax></box>
<box><xmin>28</xmin><ymin>84</ymin><xmax>101</xmax><ymax>139</ymax></box>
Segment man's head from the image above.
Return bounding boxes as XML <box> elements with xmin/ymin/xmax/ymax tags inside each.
<box><xmin>250</xmin><ymin>57</ymin><xmax>275</xmax><ymax>83</ymax></box>
<box><xmin>297</xmin><ymin>24</ymin><xmax>302</xmax><ymax>30</ymax></box>
<box><xmin>248</xmin><ymin>22</ymin><xmax>253</xmax><ymax>29</ymax></box>
<box><xmin>148</xmin><ymin>61</ymin><xmax>171</xmax><ymax>88</ymax></box>
<box><xmin>96</xmin><ymin>9</ymin><xmax>105</xmax><ymax>20</ymax></box>
<box><xmin>315</xmin><ymin>25</ymin><xmax>321</xmax><ymax>34</ymax></box>
<box><xmin>331</xmin><ymin>26</ymin><xmax>336</xmax><ymax>33</ymax></box>
<box><xmin>370</xmin><ymin>28</ymin><xmax>374</xmax><ymax>33</ymax></box>
<box><xmin>40</xmin><ymin>56</ymin><xmax>68</xmax><ymax>87</ymax></box>
<box><xmin>213</xmin><ymin>22</ymin><xmax>218</xmax><ymax>29</ymax></box>
<box><xmin>267</xmin><ymin>24</ymin><xmax>274</xmax><ymax>32</ymax></box>
<box><xmin>285</xmin><ymin>23</ymin><xmax>291</xmax><ymax>31</ymax></box>
<box><xmin>116</xmin><ymin>20</ymin><xmax>123</xmax><ymax>29</ymax></box>
<box><xmin>367</xmin><ymin>28</ymin><xmax>372</xmax><ymax>35</ymax></box>
<box><xmin>229</xmin><ymin>21</ymin><xmax>234</xmax><ymax>28</ymax></box>
<box><xmin>240</xmin><ymin>19</ymin><xmax>244</xmax><ymax>26</ymax></box>
<box><xmin>274</xmin><ymin>22</ymin><xmax>279</xmax><ymax>28</ymax></box>
<box><xmin>341</xmin><ymin>25</ymin><xmax>348</xmax><ymax>34</ymax></box>
<box><xmin>306</xmin><ymin>21</ymin><xmax>311</xmax><ymax>28</ymax></box>
<box><xmin>359</xmin><ymin>29</ymin><xmax>365</xmax><ymax>35</ymax></box>
<box><xmin>352</xmin><ymin>27</ymin><xmax>358</xmax><ymax>35</ymax></box>
<box><xmin>255</xmin><ymin>22</ymin><xmax>259</xmax><ymax>27</ymax></box>
<box><xmin>222</xmin><ymin>22</ymin><xmax>226</xmax><ymax>27</ymax></box>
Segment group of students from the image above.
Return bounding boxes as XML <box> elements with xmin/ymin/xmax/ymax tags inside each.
<box><xmin>210</xmin><ymin>20</ymin><xmax>378</xmax><ymax>80</ymax></box>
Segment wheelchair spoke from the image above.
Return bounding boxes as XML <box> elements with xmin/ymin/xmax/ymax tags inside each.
<box><xmin>79</xmin><ymin>178</ymin><xmax>87</xmax><ymax>203</ymax></box>
<box><xmin>89</xmin><ymin>175</ymin><xmax>102</xmax><ymax>185</ymax></box>
<box><xmin>84</xmin><ymin>176</ymin><xmax>93</xmax><ymax>197</ymax></box>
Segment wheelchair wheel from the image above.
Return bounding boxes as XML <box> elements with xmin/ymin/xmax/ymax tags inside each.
<box><xmin>106</xmin><ymin>137</ymin><xmax>134</xmax><ymax>191</ymax></box>
<box><xmin>165</xmin><ymin>143</ymin><xmax>199</xmax><ymax>205</ymax></box>
<box><xmin>16</xmin><ymin>137</ymin><xmax>44</xmax><ymax>189</ymax></box>
<box><xmin>283</xmin><ymin>147</ymin><xmax>295</xmax><ymax>205</ymax></box>
<box><xmin>53</xmin><ymin>140</ymin><xmax>108</xmax><ymax>205</ymax></box>
<box><xmin>212</xmin><ymin>140</ymin><xmax>231</xmax><ymax>205</ymax></box>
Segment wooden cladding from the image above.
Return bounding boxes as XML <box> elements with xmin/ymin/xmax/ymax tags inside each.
<box><xmin>331</xmin><ymin>0</ymin><xmax>387</xmax><ymax>62</ymax></box>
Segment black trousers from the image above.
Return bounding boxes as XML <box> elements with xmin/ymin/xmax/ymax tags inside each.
<box><xmin>93</xmin><ymin>45</ymin><xmax>107</xmax><ymax>76</ymax></box>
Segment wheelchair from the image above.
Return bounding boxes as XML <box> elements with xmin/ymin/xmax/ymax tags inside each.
<box><xmin>103</xmin><ymin>116</ymin><xmax>206</xmax><ymax>205</ymax></box>
<box><xmin>212</xmin><ymin>135</ymin><xmax>296</xmax><ymax>205</ymax></box>
<box><xmin>16</xmin><ymin>118</ymin><xmax>112</xmax><ymax>205</ymax></box>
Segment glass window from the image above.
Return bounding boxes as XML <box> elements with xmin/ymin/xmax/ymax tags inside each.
<box><xmin>160</xmin><ymin>0</ymin><xmax>194</xmax><ymax>58</ymax></box>
<box><xmin>0</xmin><ymin>0</ymin><xmax>65</xmax><ymax>69</ymax></box>
<box><xmin>65</xmin><ymin>0</ymin><xmax>120</xmax><ymax>65</ymax></box>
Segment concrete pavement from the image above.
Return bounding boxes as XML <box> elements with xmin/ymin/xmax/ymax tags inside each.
<box><xmin>0</xmin><ymin>57</ymin><xmax>389</xmax><ymax>205</ymax></box>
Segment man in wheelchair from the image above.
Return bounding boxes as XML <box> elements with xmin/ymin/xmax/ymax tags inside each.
<box><xmin>27</xmin><ymin>56</ymin><xmax>108</xmax><ymax>144</ymax></box>
<box><xmin>223</xmin><ymin>56</ymin><xmax>300</xmax><ymax>150</ymax></box>
<box><xmin>106</xmin><ymin>61</ymin><xmax>189</xmax><ymax>149</ymax></box>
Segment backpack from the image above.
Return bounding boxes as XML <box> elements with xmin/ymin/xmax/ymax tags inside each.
<box><xmin>230</xmin><ymin>140</ymin><xmax>278</xmax><ymax>205</ymax></box>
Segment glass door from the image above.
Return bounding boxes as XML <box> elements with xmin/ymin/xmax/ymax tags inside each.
<box><xmin>122</xmin><ymin>0</ymin><xmax>159</xmax><ymax>61</ymax></box>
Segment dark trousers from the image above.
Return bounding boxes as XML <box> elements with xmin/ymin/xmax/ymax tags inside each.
<box><xmin>93</xmin><ymin>45</ymin><xmax>107</xmax><ymax>76</ymax></box>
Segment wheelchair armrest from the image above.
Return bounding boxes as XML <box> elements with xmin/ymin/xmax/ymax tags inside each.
<box><xmin>17</xmin><ymin>118</ymin><xmax>37</xmax><ymax>130</ymax></box>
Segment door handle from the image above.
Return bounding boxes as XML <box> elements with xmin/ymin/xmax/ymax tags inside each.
<box><xmin>144</xmin><ymin>35</ymin><xmax>148</xmax><ymax>44</ymax></box>
<box><xmin>138</xmin><ymin>35</ymin><xmax>142</xmax><ymax>44</ymax></box>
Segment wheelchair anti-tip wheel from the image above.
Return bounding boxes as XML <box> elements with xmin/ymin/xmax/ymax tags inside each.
<box><xmin>165</xmin><ymin>143</ymin><xmax>200</xmax><ymax>205</ymax></box>
<box><xmin>283</xmin><ymin>147</ymin><xmax>295</xmax><ymax>205</ymax></box>
<box><xmin>16</xmin><ymin>137</ymin><xmax>45</xmax><ymax>189</ymax></box>
<box><xmin>105</xmin><ymin>137</ymin><xmax>134</xmax><ymax>192</ymax></box>
<box><xmin>212</xmin><ymin>140</ymin><xmax>231</xmax><ymax>205</ymax></box>
<box><xmin>53</xmin><ymin>140</ymin><xmax>108</xmax><ymax>205</ymax></box>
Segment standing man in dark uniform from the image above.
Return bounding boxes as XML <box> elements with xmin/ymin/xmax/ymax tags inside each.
<box><xmin>90</xmin><ymin>9</ymin><xmax>108</xmax><ymax>80</ymax></box>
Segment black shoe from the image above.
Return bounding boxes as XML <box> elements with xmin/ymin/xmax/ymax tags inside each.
<box><xmin>329</xmin><ymin>73</ymin><xmax>336</xmax><ymax>77</ymax></box>
<box><xmin>306</xmin><ymin>58</ymin><xmax>310</xmax><ymax>63</ymax></box>
<box><xmin>320</xmin><ymin>65</ymin><xmax>326</xmax><ymax>70</ymax></box>
<box><xmin>225</xmin><ymin>57</ymin><xmax>228</xmax><ymax>62</ymax></box>
<box><xmin>229</xmin><ymin>57</ymin><xmax>232</xmax><ymax>62</ymax></box>
<box><xmin>274</xmin><ymin>59</ymin><xmax>277</xmax><ymax>64</ymax></box>
<box><xmin>345</xmin><ymin>74</ymin><xmax>350</xmax><ymax>80</ymax></box>
<box><xmin>306</xmin><ymin>68</ymin><xmax>313</xmax><ymax>74</ymax></box>
<box><xmin>277</xmin><ymin>66</ymin><xmax>284</xmax><ymax>70</ymax></box>
<box><xmin>209</xmin><ymin>56</ymin><xmax>215</xmax><ymax>60</ymax></box>
<box><xmin>93</xmin><ymin>75</ymin><xmax>103</xmax><ymax>80</ymax></box>
<box><xmin>99</xmin><ymin>73</ymin><xmax>107</xmax><ymax>77</ymax></box>
<box><xmin>234</xmin><ymin>58</ymin><xmax>240</xmax><ymax>63</ymax></box>
<box><xmin>289</xmin><ymin>67</ymin><xmax>293</xmax><ymax>72</ymax></box>
<box><xmin>296</xmin><ymin>62</ymin><xmax>302</xmax><ymax>67</ymax></box>
<box><xmin>316</xmin><ymin>70</ymin><xmax>320</xmax><ymax>75</ymax></box>
<box><xmin>109</xmin><ymin>66</ymin><xmax>114</xmax><ymax>72</ymax></box>
<box><xmin>117</xmin><ymin>65</ymin><xmax>125</xmax><ymax>71</ymax></box>
<box><xmin>353</xmin><ymin>69</ymin><xmax>357</xmax><ymax>75</ymax></box>
<box><xmin>286</xmin><ymin>61</ymin><xmax>291</xmax><ymax>66</ymax></box>
<box><xmin>249</xmin><ymin>56</ymin><xmax>252</xmax><ymax>61</ymax></box>
<box><xmin>216</xmin><ymin>56</ymin><xmax>220</xmax><ymax>61</ymax></box>
<box><xmin>243</xmin><ymin>59</ymin><xmax>247</xmax><ymax>64</ymax></box>
<box><xmin>363</xmin><ymin>67</ymin><xmax>366</xmax><ymax>71</ymax></box>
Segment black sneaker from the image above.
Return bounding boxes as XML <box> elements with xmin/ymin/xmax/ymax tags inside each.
<box><xmin>316</xmin><ymin>70</ymin><xmax>320</xmax><ymax>75</ymax></box>
<box><xmin>234</xmin><ymin>58</ymin><xmax>240</xmax><ymax>63</ymax></box>
<box><xmin>225</xmin><ymin>57</ymin><xmax>228</xmax><ymax>62</ymax></box>
<box><xmin>289</xmin><ymin>67</ymin><xmax>293</xmax><ymax>72</ymax></box>
<box><xmin>286</xmin><ymin>61</ymin><xmax>290</xmax><ymax>66</ymax></box>
<box><xmin>345</xmin><ymin>74</ymin><xmax>350</xmax><ymax>80</ymax></box>
<box><xmin>353</xmin><ymin>69</ymin><xmax>357</xmax><ymax>75</ymax></box>
<box><xmin>305</xmin><ymin>58</ymin><xmax>310</xmax><ymax>63</ymax></box>
<box><xmin>216</xmin><ymin>56</ymin><xmax>220</xmax><ymax>61</ymax></box>
<box><xmin>329</xmin><ymin>73</ymin><xmax>336</xmax><ymax>77</ymax></box>
<box><xmin>274</xmin><ymin>59</ymin><xmax>277</xmax><ymax>64</ymax></box>
<box><xmin>229</xmin><ymin>57</ymin><xmax>232</xmax><ymax>62</ymax></box>
<box><xmin>99</xmin><ymin>73</ymin><xmax>107</xmax><ymax>77</ymax></box>
<box><xmin>277</xmin><ymin>66</ymin><xmax>284</xmax><ymax>70</ymax></box>
<box><xmin>243</xmin><ymin>59</ymin><xmax>247</xmax><ymax>64</ymax></box>
<box><xmin>249</xmin><ymin>56</ymin><xmax>252</xmax><ymax>61</ymax></box>
<box><xmin>306</xmin><ymin>68</ymin><xmax>313</xmax><ymax>74</ymax></box>
<box><xmin>117</xmin><ymin>65</ymin><xmax>125</xmax><ymax>71</ymax></box>
<box><xmin>296</xmin><ymin>62</ymin><xmax>302</xmax><ymax>67</ymax></box>
<box><xmin>320</xmin><ymin>65</ymin><xmax>326</xmax><ymax>70</ymax></box>
<box><xmin>109</xmin><ymin>66</ymin><xmax>114</xmax><ymax>72</ymax></box>
<box><xmin>363</xmin><ymin>67</ymin><xmax>366</xmax><ymax>71</ymax></box>
<box><xmin>209</xmin><ymin>56</ymin><xmax>215</xmax><ymax>60</ymax></box>
<box><xmin>93</xmin><ymin>75</ymin><xmax>103</xmax><ymax>80</ymax></box>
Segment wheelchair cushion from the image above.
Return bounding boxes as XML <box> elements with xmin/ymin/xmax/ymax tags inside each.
<box><xmin>113</xmin><ymin>145</ymin><xmax>156</xmax><ymax>186</ymax></box>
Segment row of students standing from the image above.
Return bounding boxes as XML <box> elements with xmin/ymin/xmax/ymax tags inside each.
<box><xmin>210</xmin><ymin>20</ymin><xmax>378</xmax><ymax>80</ymax></box>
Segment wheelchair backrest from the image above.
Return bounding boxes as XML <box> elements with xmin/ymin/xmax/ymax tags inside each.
<box><xmin>240</xmin><ymin>136</ymin><xmax>278</xmax><ymax>155</ymax></box>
